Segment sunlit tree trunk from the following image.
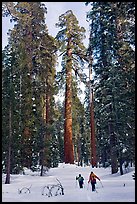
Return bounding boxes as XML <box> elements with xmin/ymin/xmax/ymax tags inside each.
<box><xmin>56</xmin><ymin>10</ymin><xmax>86</xmax><ymax>164</ymax></box>
<box><xmin>64</xmin><ymin>38</ymin><xmax>74</xmax><ymax>164</ymax></box>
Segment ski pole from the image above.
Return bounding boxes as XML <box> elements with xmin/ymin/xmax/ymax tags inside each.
<box><xmin>83</xmin><ymin>182</ymin><xmax>85</xmax><ymax>188</ymax></box>
<box><xmin>100</xmin><ymin>180</ymin><xmax>104</xmax><ymax>188</ymax></box>
<box><xmin>95</xmin><ymin>188</ymin><xmax>98</xmax><ymax>193</ymax></box>
<box><xmin>75</xmin><ymin>179</ymin><xmax>78</xmax><ymax>188</ymax></box>
<box><xmin>87</xmin><ymin>182</ymin><xmax>89</xmax><ymax>190</ymax></box>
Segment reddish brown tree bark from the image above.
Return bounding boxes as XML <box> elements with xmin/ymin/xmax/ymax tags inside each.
<box><xmin>64</xmin><ymin>38</ymin><xmax>74</xmax><ymax>164</ymax></box>
<box><xmin>40</xmin><ymin>85</ymin><xmax>51</xmax><ymax>176</ymax></box>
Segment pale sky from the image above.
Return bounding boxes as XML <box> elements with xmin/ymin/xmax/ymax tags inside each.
<box><xmin>2</xmin><ymin>2</ymin><xmax>91</xmax><ymax>48</ymax></box>
<box><xmin>2</xmin><ymin>2</ymin><xmax>91</xmax><ymax>102</ymax></box>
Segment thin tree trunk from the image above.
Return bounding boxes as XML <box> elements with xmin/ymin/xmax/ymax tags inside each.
<box><xmin>40</xmin><ymin>93</ymin><xmax>46</xmax><ymax>176</ymax></box>
<box><xmin>89</xmin><ymin>53</ymin><xmax>97</xmax><ymax>167</ymax></box>
<box><xmin>108</xmin><ymin>103</ymin><xmax>118</xmax><ymax>174</ymax></box>
<box><xmin>90</xmin><ymin>89</ymin><xmax>96</xmax><ymax>167</ymax></box>
<box><xmin>119</xmin><ymin>151</ymin><xmax>124</xmax><ymax>175</ymax></box>
<box><xmin>40</xmin><ymin>150</ymin><xmax>44</xmax><ymax>176</ymax></box>
<box><xmin>5</xmin><ymin>104</ymin><xmax>12</xmax><ymax>184</ymax></box>
<box><xmin>40</xmin><ymin>81</ymin><xmax>51</xmax><ymax>176</ymax></box>
<box><xmin>77</xmin><ymin>138</ymin><xmax>81</xmax><ymax>166</ymax></box>
<box><xmin>45</xmin><ymin>88</ymin><xmax>51</xmax><ymax>166</ymax></box>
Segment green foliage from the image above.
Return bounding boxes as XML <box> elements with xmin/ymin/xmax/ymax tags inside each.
<box><xmin>86</xmin><ymin>2</ymin><xmax>135</xmax><ymax>169</ymax></box>
<box><xmin>2</xmin><ymin>2</ymin><xmax>58</xmax><ymax>174</ymax></box>
<box><xmin>55</xmin><ymin>10</ymin><xmax>88</xmax><ymax>80</ymax></box>
<box><xmin>72</xmin><ymin>79</ymin><xmax>90</xmax><ymax>165</ymax></box>
<box><xmin>55</xmin><ymin>10</ymin><xmax>88</xmax><ymax>164</ymax></box>
<box><xmin>3</xmin><ymin>2</ymin><xmax>134</xmax><ymax>174</ymax></box>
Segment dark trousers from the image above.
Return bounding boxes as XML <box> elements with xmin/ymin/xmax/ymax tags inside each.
<box><xmin>79</xmin><ymin>181</ymin><xmax>83</xmax><ymax>188</ymax></box>
<box><xmin>91</xmin><ymin>182</ymin><xmax>96</xmax><ymax>191</ymax></box>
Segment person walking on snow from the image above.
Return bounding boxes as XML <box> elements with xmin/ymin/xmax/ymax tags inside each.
<box><xmin>76</xmin><ymin>174</ymin><xmax>84</xmax><ymax>188</ymax></box>
<box><xmin>88</xmin><ymin>171</ymin><xmax>100</xmax><ymax>191</ymax></box>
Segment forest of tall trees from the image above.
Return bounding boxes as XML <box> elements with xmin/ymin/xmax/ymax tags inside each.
<box><xmin>2</xmin><ymin>2</ymin><xmax>135</xmax><ymax>184</ymax></box>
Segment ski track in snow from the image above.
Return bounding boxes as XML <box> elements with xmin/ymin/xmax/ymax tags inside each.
<box><xmin>2</xmin><ymin>164</ymin><xmax>135</xmax><ymax>202</ymax></box>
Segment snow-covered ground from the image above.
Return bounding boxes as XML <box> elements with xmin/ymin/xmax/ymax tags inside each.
<box><xmin>2</xmin><ymin>163</ymin><xmax>135</xmax><ymax>202</ymax></box>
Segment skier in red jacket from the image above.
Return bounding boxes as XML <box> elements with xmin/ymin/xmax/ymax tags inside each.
<box><xmin>88</xmin><ymin>171</ymin><xmax>100</xmax><ymax>191</ymax></box>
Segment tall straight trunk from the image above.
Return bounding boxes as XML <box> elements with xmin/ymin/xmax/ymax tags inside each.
<box><xmin>5</xmin><ymin>103</ymin><xmax>12</xmax><ymax>184</ymax></box>
<box><xmin>89</xmin><ymin>63</ymin><xmax>96</xmax><ymax>167</ymax></box>
<box><xmin>90</xmin><ymin>89</ymin><xmax>96</xmax><ymax>167</ymax></box>
<box><xmin>22</xmin><ymin>14</ymin><xmax>33</xmax><ymax>168</ymax></box>
<box><xmin>77</xmin><ymin>138</ymin><xmax>81</xmax><ymax>166</ymax></box>
<box><xmin>45</xmin><ymin>87</ymin><xmax>51</xmax><ymax>164</ymax></box>
<box><xmin>40</xmin><ymin>87</ymin><xmax>50</xmax><ymax>176</ymax></box>
<box><xmin>40</xmin><ymin>150</ymin><xmax>44</xmax><ymax>176</ymax></box>
<box><xmin>89</xmin><ymin>53</ymin><xmax>97</xmax><ymax>167</ymax></box>
<box><xmin>64</xmin><ymin>38</ymin><xmax>74</xmax><ymax>164</ymax></box>
<box><xmin>40</xmin><ymin>93</ymin><xmax>46</xmax><ymax>176</ymax></box>
<box><xmin>108</xmin><ymin>103</ymin><xmax>118</xmax><ymax>174</ymax></box>
<box><xmin>109</xmin><ymin>3</ymin><xmax>124</xmax><ymax>175</ymax></box>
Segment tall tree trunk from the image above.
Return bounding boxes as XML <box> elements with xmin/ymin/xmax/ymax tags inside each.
<box><xmin>64</xmin><ymin>38</ymin><xmax>74</xmax><ymax>164</ymax></box>
<box><xmin>90</xmin><ymin>89</ymin><xmax>96</xmax><ymax>167</ymax></box>
<box><xmin>21</xmin><ymin>14</ymin><xmax>33</xmax><ymax>169</ymax></box>
<box><xmin>40</xmin><ymin>88</ymin><xmax>51</xmax><ymax>176</ymax></box>
<box><xmin>89</xmin><ymin>53</ymin><xmax>97</xmax><ymax>167</ymax></box>
<box><xmin>109</xmin><ymin>2</ymin><xmax>124</xmax><ymax>175</ymax></box>
<box><xmin>5</xmin><ymin>104</ymin><xmax>12</xmax><ymax>184</ymax></box>
<box><xmin>40</xmin><ymin>150</ymin><xmax>44</xmax><ymax>176</ymax></box>
<box><xmin>45</xmin><ymin>88</ymin><xmax>51</xmax><ymax>166</ymax></box>
<box><xmin>108</xmin><ymin>103</ymin><xmax>118</xmax><ymax>174</ymax></box>
<box><xmin>119</xmin><ymin>150</ymin><xmax>124</xmax><ymax>175</ymax></box>
<box><xmin>77</xmin><ymin>137</ymin><xmax>81</xmax><ymax>166</ymax></box>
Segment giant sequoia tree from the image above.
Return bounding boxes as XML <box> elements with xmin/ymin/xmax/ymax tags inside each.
<box><xmin>71</xmin><ymin>79</ymin><xmax>89</xmax><ymax>166</ymax></box>
<box><xmin>55</xmin><ymin>10</ymin><xmax>87</xmax><ymax>164</ymax></box>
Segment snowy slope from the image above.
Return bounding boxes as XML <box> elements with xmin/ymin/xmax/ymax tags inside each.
<box><xmin>2</xmin><ymin>163</ymin><xmax>135</xmax><ymax>202</ymax></box>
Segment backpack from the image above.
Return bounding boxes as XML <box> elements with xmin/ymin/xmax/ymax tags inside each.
<box><xmin>78</xmin><ymin>176</ymin><xmax>84</xmax><ymax>183</ymax></box>
<box><xmin>90</xmin><ymin>174</ymin><xmax>96</xmax><ymax>184</ymax></box>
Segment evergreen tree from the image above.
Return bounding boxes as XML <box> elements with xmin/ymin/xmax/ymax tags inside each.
<box><xmin>55</xmin><ymin>10</ymin><xmax>87</xmax><ymax>164</ymax></box>
<box><xmin>86</xmin><ymin>2</ymin><xmax>135</xmax><ymax>173</ymax></box>
<box><xmin>2</xmin><ymin>46</ymin><xmax>13</xmax><ymax>183</ymax></box>
<box><xmin>2</xmin><ymin>2</ymin><xmax>58</xmax><ymax>177</ymax></box>
<box><xmin>72</xmin><ymin>79</ymin><xmax>89</xmax><ymax>166</ymax></box>
<box><xmin>53</xmin><ymin>100</ymin><xmax>65</xmax><ymax>163</ymax></box>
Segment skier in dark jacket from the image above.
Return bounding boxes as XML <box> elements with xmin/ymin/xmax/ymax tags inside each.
<box><xmin>88</xmin><ymin>171</ymin><xmax>100</xmax><ymax>191</ymax></box>
<box><xmin>76</xmin><ymin>174</ymin><xmax>84</xmax><ymax>188</ymax></box>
